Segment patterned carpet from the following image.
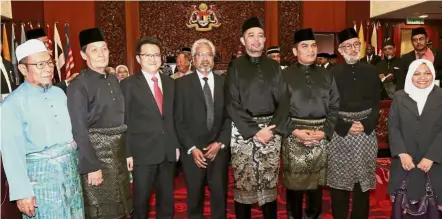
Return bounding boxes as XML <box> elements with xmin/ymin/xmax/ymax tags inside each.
<box><xmin>148</xmin><ymin>158</ymin><xmax>393</xmax><ymax>219</ymax></box>
<box><xmin>1</xmin><ymin>158</ymin><xmax>392</xmax><ymax>219</ymax></box>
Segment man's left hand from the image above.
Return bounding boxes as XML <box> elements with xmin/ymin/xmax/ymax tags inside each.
<box><xmin>310</xmin><ymin>130</ymin><xmax>325</xmax><ymax>141</ymax></box>
<box><xmin>203</xmin><ymin>142</ymin><xmax>221</xmax><ymax>161</ymax></box>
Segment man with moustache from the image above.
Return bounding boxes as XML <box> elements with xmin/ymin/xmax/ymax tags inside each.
<box><xmin>67</xmin><ymin>28</ymin><xmax>132</xmax><ymax>219</ymax></box>
<box><xmin>121</xmin><ymin>37</ymin><xmax>180</xmax><ymax>219</ymax></box>
<box><xmin>225</xmin><ymin>17</ymin><xmax>289</xmax><ymax>219</ymax></box>
<box><xmin>282</xmin><ymin>28</ymin><xmax>340</xmax><ymax>219</ymax></box>
<box><xmin>2</xmin><ymin>39</ymin><xmax>84</xmax><ymax>218</ymax></box>
<box><xmin>327</xmin><ymin>28</ymin><xmax>380</xmax><ymax>219</ymax></box>
<box><xmin>174</xmin><ymin>38</ymin><xmax>231</xmax><ymax>219</ymax></box>
<box><xmin>375</xmin><ymin>40</ymin><xmax>401</xmax><ymax>99</ymax></box>
<box><xmin>396</xmin><ymin>27</ymin><xmax>442</xmax><ymax>90</ymax></box>
<box><xmin>26</xmin><ymin>28</ymin><xmax>79</xmax><ymax>92</ymax></box>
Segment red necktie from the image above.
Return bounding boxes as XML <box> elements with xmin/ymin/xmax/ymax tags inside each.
<box><xmin>151</xmin><ymin>76</ymin><xmax>163</xmax><ymax>114</ymax></box>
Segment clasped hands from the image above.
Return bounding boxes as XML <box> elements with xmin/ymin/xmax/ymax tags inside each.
<box><xmin>192</xmin><ymin>142</ymin><xmax>222</xmax><ymax>168</ymax></box>
<box><xmin>399</xmin><ymin>153</ymin><xmax>433</xmax><ymax>173</ymax></box>
<box><xmin>349</xmin><ymin>121</ymin><xmax>364</xmax><ymax>135</ymax></box>
<box><xmin>292</xmin><ymin>129</ymin><xmax>325</xmax><ymax>146</ymax></box>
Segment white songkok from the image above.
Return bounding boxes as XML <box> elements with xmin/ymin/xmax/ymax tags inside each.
<box><xmin>16</xmin><ymin>39</ymin><xmax>48</xmax><ymax>62</ymax></box>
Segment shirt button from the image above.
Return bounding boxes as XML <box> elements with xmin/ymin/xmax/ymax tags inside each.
<box><xmin>161</xmin><ymin>130</ymin><xmax>165</xmax><ymax>134</ymax></box>
<box><xmin>110</xmin><ymin>91</ymin><xmax>113</xmax><ymax>93</ymax></box>
<box><xmin>54</xmin><ymin>115</ymin><xmax>57</xmax><ymax>117</ymax></box>
<box><xmin>416</xmin><ymin>131</ymin><xmax>419</xmax><ymax>135</ymax></box>
<box><xmin>108</xmin><ymin>83</ymin><xmax>111</xmax><ymax>85</ymax></box>
<box><xmin>113</xmin><ymin>98</ymin><xmax>116</xmax><ymax>101</ymax></box>
<box><xmin>51</xmin><ymin>105</ymin><xmax>53</xmax><ymax>107</ymax></box>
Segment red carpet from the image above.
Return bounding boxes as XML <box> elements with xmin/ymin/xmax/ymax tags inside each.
<box><xmin>146</xmin><ymin>158</ymin><xmax>392</xmax><ymax>219</ymax></box>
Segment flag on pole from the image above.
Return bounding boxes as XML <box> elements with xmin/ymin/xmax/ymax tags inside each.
<box><xmin>29</xmin><ymin>22</ymin><xmax>34</xmax><ymax>29</ymax></box>
<box><xmin>10</xmin><ymin>24</ymin><xmax>20</xmax><ymax>85</ymax></box>
<box><xmin>2</xmin><ymin>24</ymin><xmax>11</xmax><ymax>61</ymax></box>
<box><xmin>359</xmin><ymin>22</ymin><xmax>366</xmax><ymax>58</ymax></box>
<box><xmin>353</xmin><ymin>21</ymin><xmax>357</xmax><ymax>32</ymax></box>
<box><xmin>377</xmin><ymin>22</ymin><xmax>384</xmax><ymax>58</ymax></box>
<box><xmin>20</xmin><ymin>23</ymin><xmax>26</xmax><ymax>44</ymax></box>
<box><xmin>46</xmin><ymin>24</ymin><xmax>54</xmax><ymax>56</ymax></box>
<box><xmin>371</xmin><ymin>23</ymin><xmax>378</xmax><ymax>55</ymax></box>
<box><xmin>37</xmin><ymin>22</ymin><xmax>41</xmax><ymax>28</ymax></box>
<box><xmin>64</xmin><ymin>24</ymin><xmax>74</xmax><ymax>80</ymax></box>
<box><xmin>53</xmin><ymin>23</ymin><xmax>65</xmax><ymax>81</ymax></box>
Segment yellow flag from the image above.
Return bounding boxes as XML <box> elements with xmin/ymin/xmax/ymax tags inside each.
<box><xmin>2</xmin><ymin>24</ymin><xmax>11</xmax><ymax>61</ymax></box>
<box><xmin>359</xmin><ymin>22</ymin><xmax>366</xmax><ymax>58</ymax></box>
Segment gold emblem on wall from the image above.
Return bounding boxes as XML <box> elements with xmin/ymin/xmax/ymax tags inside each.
<box><xmin>186</xmin><ymin>3</ymin><xmax>221</xmax><ymax>32</ymax></box>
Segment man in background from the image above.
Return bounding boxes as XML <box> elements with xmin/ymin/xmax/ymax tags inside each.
<box><xmin>360</xmin><ymin>44</ymin><xmax>381</xmax><ymax>65</ymax></box>
<box><xmin>171</xmin><ymin>52</ymin><xmax>192</xmax><ymax>79</ymax></box>
<box><xmin>267</xmin><ymin>46</ymin><xmax>288</xmax><ymax>69</ymax></box>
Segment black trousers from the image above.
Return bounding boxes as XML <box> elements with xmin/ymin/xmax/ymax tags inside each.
<box><xmin>235</xmin><ymin>201</ymin><xmax>277</xmax><ymax>219</ymax></box>
<box><xmin>181</xmin><ymin>149</ymin><xmax>230</xmax><ymax>219</ymax></box>
<box><xmin>330</xmin><ymin>183</ymin><xmax>369</xmax><ymax>219</ymax></box>
<box><xmin>132</xmin><ymin>160</ymin><xmax>175</xmax><ymax>219</ymax></box>
<box><xmin>286</xmin><ymin>188</ymin><xmax>323</xmax><ymax>219</ymax></box>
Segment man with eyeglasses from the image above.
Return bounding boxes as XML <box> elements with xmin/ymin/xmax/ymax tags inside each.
<box><xmin>396</xmin><ymin>27</ymin><xmax>442</xmax><ymax>90</ymax></box>
<box><xmin>26</xmin><ymin>28</ymin><xmax>79</xmax><ymax>92</ymax></box>
<box><xmin>1</xmin><ymin>39</ymin><xmax>84</xmax><ymax>218</ymax></box>
<box><xmin>120</xmin><ymin>37</ymin><xmax>180</xmax><ymax>219</ymax></box>
<box><xmin>225</xmin><ymin>17</ymin><xmax>289</xmax><ymax>219</ymax></box>
<box><xmin>327</xmin><ymin>28</ymin><xmax>380</xmax><ymax>219</ymax></box>
<box><xmin>174</xmin><ymin>38</ymin><xmax>231</xmax><ymax>219</ymax></box>
<box><xmin>67</xmin><ymin>28</ymin><xmax>132</xmax><ymax>219</ymax></box>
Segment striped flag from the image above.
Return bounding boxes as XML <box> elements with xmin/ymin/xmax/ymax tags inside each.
<box><xmin>377</xmin><ymin>22</ymin><xmax>384</xmax><ymax>58</ymax></box>
<box><xmin>10</xmin><ymin>24</ymin><xmax>20</xmax><ymax>85</ymax></box>
<box><xmin>371</xmin><ymin>23</ymin><xmax>378</xmax><ymax>55</ymax></box>
<box><xmin>53</xmin><ymin>23</ymin><xmax>65</xmax><ymax>81</ymax></box>
<box><xmin>2</xmin><ymin>24</ymin><xmax>11</xmax><ymax>61</ymax></box>
<box><xmin>64</xmin><ymin>24</ymin><xmax>74</xmax><ymax>80</ymax></box>
<box><xmin>20</xmin><ymin>23</ymin><xmax>26</xmax><ymax>44</ymax></box>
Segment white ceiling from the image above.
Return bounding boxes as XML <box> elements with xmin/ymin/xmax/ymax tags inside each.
<box><xmin>372</xmin><ymin>1</ymin><xmax>442</xmax><ymax>20</ymax></box>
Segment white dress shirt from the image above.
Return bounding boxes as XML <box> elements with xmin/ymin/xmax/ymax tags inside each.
<box><xmin>142</xmin><ymin>70</ymin><xmax>163</xmax><ymax>94</ymax></box>
<box><xmin>196</xmin><ymin>70</ymin><xmax>214</xmax><ymax>99</ymax></box>
<box><xmin>187</xmin><ymin>71</ymin><xmax>224</xmax><ymax>155</ymax></box>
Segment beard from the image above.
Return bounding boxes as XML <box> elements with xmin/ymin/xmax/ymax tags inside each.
<box><xmin>342</xmin><ymin>51</ymin><xmax>361</xmax><ymax>64</ymax></box>
<box><xmin>246</xmin><ymin>44</ymin><xmax>264</xmax><ymax>54</ymax></box>
<box><xmin>38</xmin><ymin>82</ymin><xmax>53</xmax><ymax>92</ymax></box>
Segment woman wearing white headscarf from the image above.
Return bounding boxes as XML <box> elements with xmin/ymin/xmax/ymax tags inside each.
<box><xmin>388</xmin><ymin>59</ymin><xmax>442</xmax><ymax>212</ymax></box>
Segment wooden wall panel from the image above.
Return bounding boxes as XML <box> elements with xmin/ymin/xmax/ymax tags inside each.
<box><xmin>139</xmin><ymin>1</ymin><xmax>265</xmax><ymax>64</ymax></box>
<box><xmin>279</xmin><ymin>1</ymin><xmax>302</xmax><ymax>63</ymax></box>
<box><xmin>96</xmin><ymin>1</ymin><xmax>126</xmax><ymax>70</ymax></box>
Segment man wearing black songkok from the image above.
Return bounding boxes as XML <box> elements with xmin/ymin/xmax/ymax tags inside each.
<box><xmin>375</xmin><ymin>40</ymin><xmax>401</xmax><ymax>99</ymax></box>
<box><xmin>25</xmin><ymin>28</ymin><xmax>78</xmax><ymax>92</ymax></box>
<box><xmin>225</xmin><ymin>17</ymin><xmax>289</xmax><ymax>219</ymax></box>
<box><xmin>282</xmin><ymin>28</ymin><xmax>340</xmax><ymax>219</ymax></box>
<box><xmin>327</xmin><ymin>27</ymin><xmax>380</xmax><ymax>219</ymax></box>
<box><xmin>396</xmin><ymin>27</ymin><xmax>442</xmax><ymax>90</ymax></box>
<box><xmin>67</xmin><ymin>27</ymin><xmax>133</xmax><ymax>219</ymax></box>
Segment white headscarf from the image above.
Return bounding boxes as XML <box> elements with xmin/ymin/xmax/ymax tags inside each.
<box><xmin>404</xmin><ymin>59</ymin><xmax>436</xmax><ymax>115</ymax></box>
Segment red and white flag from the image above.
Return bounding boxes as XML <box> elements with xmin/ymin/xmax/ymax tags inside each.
<box><xmin>53</xmin><ymin>23</ymin><xmax>65</xmax><ymax>81</ymax></box>
<box><xmin>64</xmin><ymin>24</ymin><xmax>74</xmax><ymax>80</ymax></box>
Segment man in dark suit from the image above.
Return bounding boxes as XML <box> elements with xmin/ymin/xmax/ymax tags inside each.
<box><xmin>174</xmin><ymin>39</ymin><xmax>231</xmax><ymax>219</ymax></box>
<box><xmin>396</xmin><ymin>27</ymin><xmax>442</xmax><ymax>91</ymax></box>
<box><xmin>120</xmin><ymin>37</ymin><xmax>180</xmax><ymax>219</ymax></box>
<box><xmin>360</xmin><ymin>44</ymin><xmax>381</xmax><ymax>65</ymax></box>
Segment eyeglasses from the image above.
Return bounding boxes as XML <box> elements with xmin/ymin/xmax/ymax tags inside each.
<box><xmin>138</xmin><ymin>53</ymin><xmax>161</xmax><ymax>59</ymax></box>
<box><xmin>412</xmin><ymin>37</ymin><xmax>426</xmax><ymax>43</ymax></box>
<box><xmin>340</xmin><ymin>42</ymin><xmax>361</xmax><ymax>50</ymax></box>
<box><xmin>195</xmin><ymin>52</ymin><xmax>214</xmax><ymax>58</ymax></box>
<box><xmin>23</xmin><ymin>59</ymin><xmax>55</xmax><ymax>69</ymax></box>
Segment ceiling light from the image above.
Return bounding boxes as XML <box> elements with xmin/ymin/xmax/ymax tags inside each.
<box><xmin>419</xmin><ymin>14</ymin><xmax>428</xmax><ymax>18</ymax></box>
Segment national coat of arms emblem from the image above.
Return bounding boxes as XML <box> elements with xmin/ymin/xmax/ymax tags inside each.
<box><xmin>186</xmin><ymin>3</ymin><xmax>221</xmax><ymax>32</ymax></box>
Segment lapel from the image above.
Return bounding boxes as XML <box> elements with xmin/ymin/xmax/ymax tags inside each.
<box><xmin>402</xmin><ymin>94</ymin><xmax>419</xmax><ymax>117</ymax></box>
<box><xmin>190</xmin><ymin>72</ymin><xmax>206</xmax><ymax>104</ymax></box>
<box><xmin>213</xmin><ymin>73</ymin><xmax>223</xmax><ymax>117</ymax></box>
<box><xmin>421</xmin><ymin>87</ymin><xmax>442</xmax><ymax>117</ymax></box>
<box><xmin>135</xmin><ymin>71</ymin><xmax>161</xmax><ymax>115</ymax></box>
<box><xmin>160</xmin><ymin>73</ymin><xmax>173</xmax><ymax>116</ymax></box>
